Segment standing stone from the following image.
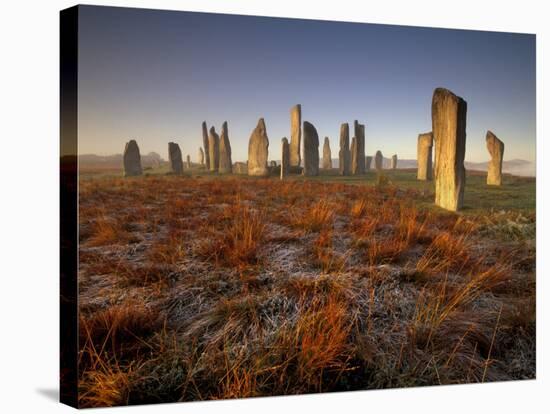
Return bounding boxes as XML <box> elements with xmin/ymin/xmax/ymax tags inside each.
<box><xmin>208</xmin><ymin>126</ymin><xmax>220</xmax><ymax>172</ymax></box>
<box><xmin>186</xmin><ymin>155</ymin><xmax>191</xmax><ymax>169</ymax></box>
<box><xmin>338</xmin><ymin>123</ymin><xmax>351</xmax><ymax>176</ymax></box>
<box><xmin>417</xmin><ymin>132</ymin><xmax>434</xmax><ymax>181</ymax></box>
<box><xmin>281</xmin><ymin>137</ymin><xmax>290</xmax><ymax>180</ymax></box>
<box><xmin>302</xmin><ymin>121</ymin><xmax>320</xmax><ymax>176</ymax></box>
<box><xmin>290</xmin><ymin>104</ymin><xmax>302</xmax><ymax>167</ymax></box>
<box><xmin>366</xmin><ymin>156</ymin><xmax>372</xmax><ymax>171</ymax></box>
<box><xmin>198</xmin><ymin>147</ymin><xmax>205</xmax><ymax>166</ymax></box>
<box><xmin>486</xmin><ymin>131</ymin><xmax>504</xmax><ymax>186</ymax></box>
<box><xmin>202</xmin><ymin>122</ymin><xmax>210</xmax><ymax>170</ymax></box>
<box><xmin>350</xmin><ymin>137</ymin><xmax>358</xmax><ymax>174</ymax></box>
<box><xmin>353</xmin><ymin>120</ymin><xmax>366</xmax><ymax>174</ymax></box>
<box><xmin>248</xmin><ymin>118</ymin><xmax>270</xmax><ymax>176</ymax></box>
<box><xmin>432</xmin><ymin>87</ymin><xmax>467</xmax><ymax>211</ymax></box>
<box><xmin>219</xmin><ymin>121</ymin><xmax>233</xmax><ymax>174</ymax></box>
<box><xmin>233</xmin><ymin>162</ymin><xmax>248</xmax><ymax>175</ymax></box>
<box><xmin>123</xmin><ymin>140</ymin><xmax>142</xmax><ymax>177</ymax></box>
<box><xmin>168</xmin><ymin>142</ymin><xmax>183</xmax><ymax>175</ymax></box>
<box><xmin>270</xmin><ymin>161</ymin><xmax>277</xmax><ymax>167</ymax></box>
<box><xmin>391</xmin><ymin>154</ymin><xmax>398</xmax><ymax>170</ymax></box>
<box><xmin>322</xmin><ymin>137</ymin><xmax>332</xmax><ymax>169</ymax></box>
<box><xmin>375</xmin><ymin>150</ymin><xmax>383</xmax><ymax>171</ymax></box>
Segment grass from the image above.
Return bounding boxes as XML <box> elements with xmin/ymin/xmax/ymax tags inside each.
<box><xmin>76</xmin><ymin>167</ymin><xmax>535</xmax><ymax>407</ymax></box>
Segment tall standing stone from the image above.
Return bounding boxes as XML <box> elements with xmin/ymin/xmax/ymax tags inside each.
<box><xmin>417</xmin><ymin>132</ymin><xmax>434</xmax><ymax>181</ymax></box>
<box><xmin>391</xmin><ymin>154</ymin><xmax>398</xmax><ymax>170</ymax></box>
<box><xmin>338</xmin><ymin>123</ymin><xmax>350</xmax><ymax>176</ymax></box>
<box><xmin>350</xmin><ymin>137</ymin><xmax>358</xmax><ymax>174</ymax></box>
<box><xmin>281</xmin><ymin>137</ymin><xmax>290</xmax><ymax>180</ymax></box>
<box><xmin>208</xmin><ymin>126</ymin><xmax>220</xmax><ymax>172</ymax></box>
<box><xmin>290</xmin><ymin>104</ymin><xmax>301</xmax><ymax>167</ymax></box>
<box><xmin>219</xmin><ymin>121</ymin><xmax>233</xmax><ymax>174</ymax></box>
<box><xmin>202</xmin><ymin>122</ymin><xmax>210</xmax><ymax>170</ymax></box>
<box><xmin>248</xmin><ymin>118</ymin><xmax>269</xmax><ymax>176</ymax></box>
<box><xmin>353</xmin><ymin>120</ymin><xmax>366</xmax><ymax>174</ymax></box>
<box><xmin>198</xmin><ymin>147</ymin><xmax>205</xmax><ymax>166</ymax></box>
<box><xmin>186</xmin><ymin>155</ymin><xmax>191</xmax><ymax>169</ymax></box>
<box><xmin>366</xmin><ymin>156</ymin><xmax>372</xmax><ymax>171</ymax></box>
<box><xmin>432</xmin><ymin>87</ymin><xmax>467</xmax><ymax>211</ymax></box>
<box><xmin>322</xmin><ymin>137</ymin><xmax>332</xmax><ymax>169</ymax></box>
<box><xmin>168</xmin><ymin>142</ymin><xmax>183</xmax><ymax>175</ymax></box>
<box><xmin>302</xmin><ymin>121</ymin><xmax>319</xmax><ymax>176</ymax></box>
<box><xmin>486</xmin><ymin>131</ymin><xmax>504</xmax><ymax>186</ymax></box>
<box><xmin>374</xmin><ymin>150</ymin><xmax>383</xmax><ymax>171</ymax></box>
<box><xmin>123</xmin><ymin>140</ymin><xmax>142</xmax><ymax>177</ymax></box>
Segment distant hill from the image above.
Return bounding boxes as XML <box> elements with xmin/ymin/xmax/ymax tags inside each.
<box><xmin>79</xmin><ymin>152</ymin><xmax>165</xmax><ymax>169</ymax></box>
<box><xmin>329</xmin><ymin>157</ymin><xmax>535</xmax><ymax>177</ymax></box>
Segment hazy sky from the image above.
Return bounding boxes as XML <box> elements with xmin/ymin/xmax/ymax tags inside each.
<box><xmin>77</xmin><ymin>5</ymin><xmax>536</xmax><ymax>163</ymax></box>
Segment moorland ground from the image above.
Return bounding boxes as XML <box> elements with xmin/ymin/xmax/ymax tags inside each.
<box><xmin>76</xmin><ymin>168</ymin><xmax>535</xmax><ymax>407</ymax></box>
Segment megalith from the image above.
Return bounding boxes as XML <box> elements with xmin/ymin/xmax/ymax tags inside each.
<box><xmin>281</xmin><ymin>137</ymin><xmax>290</xmax><ymax>180</ymax></box>
<box><xmin>186</xmin><ymin>155</ymin><xmax>191</xmax><ymax>169</ymax></box>
<box><xmin>417</xmin><ymin>132</ymin><xmax>434</xmax><ymax>181</ymax></box>
<box><xmin>366</xmin><ymin>156</ymin><xmax>372</xmax><ymax>171</ymax></box>
<box><xmin>233</xmin><ymin>162</ymin><xmax>248</xmax><ymax>175</ymax></box>
<box><xmin>486</xmin><ymin>131</ymin><xmax>504</xmax><ymax>186</ymax></box>
<box><xmin>432</xmin><ymin>87</ymin><xmax>467</xmax><ymax>211</ymax></box>
<box><xmin>248</xmin><ymin>118</ymin><xmax>270</xmax><ymax>176</ymax></box>
<box><xmin>202</xmin><ymin>121</ymin><xmax>210</xmax><ymax>170</ymax></box>
<box><xmin>208</xmin><ymin>126</ymin><xmax>220</xmax><ymax>172</ymax></box>
<box><xmin>123</xmin><ymin>140</ymin><xmax>142</xmax><ymax>177</ymax></box>
<box><xmin>302</xmin><ymin>121</ymin><xmax>320</xmax><ymax>176</ymax></box>
<box><xmin>374</xmin><ymin>150</ymin><xmax>383</xmax><ymax>171</ymax></box>
<box><xmin>168</xmin><ymin>142</ymin><xmax>183</xmax><ymax>175</ymax></box>
<box><xmin>350</xmin><ymin>137</ymin><xmax>358</xmax><ymax>174</ymax></box>
<box><xmin>322</xmin><ymin>137</ymin><xmax>332</xmax><ymax>169</ymax></box>
<box><xmin>338</xmin><ymin>123</ymin><xmax>350</xmax><ymax>176</ymax></box>
<box><xmin>198</xmin><ymin>147</ymin><xmax>205</xmax><ymax>166</ymax></box>
<box><xmin>391</xmin><ymin>154</ymin><xmax>398</xmax><ymax>170</ymax></box>
<box><xmin>290</xmin><ymin>104</ymin><xmax>301</xmax><ymax>167</ymax></box>
<box><xmin>353</xmin><ymin>120</ymin><xmax>366</xmax><ymax>174</ymax></box>
<box><xmin>219</xmin><ymin>121</ymin><xmax>233</xmax><ymax>174</ymax></box>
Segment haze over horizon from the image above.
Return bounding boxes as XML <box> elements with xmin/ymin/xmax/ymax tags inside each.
<box><xmin>75</xmin><ymin>6</ymin><xmax>536</xmax><ymax>164</ymax></box>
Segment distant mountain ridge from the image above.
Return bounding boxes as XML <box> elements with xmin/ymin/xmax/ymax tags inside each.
<box><xmin>78</xmin><ymin>153</ymin><xmax>535</xmax><ymax>177</ymax></box>
<box><xmin>79</xmin><ymin>152</ymin><xmax>164</xmax><ymax>168</ymax></box>
<box><xmin>331</xmin><ymin>157</ymin><xmax>535</xmax><ymax>177</ymax></box>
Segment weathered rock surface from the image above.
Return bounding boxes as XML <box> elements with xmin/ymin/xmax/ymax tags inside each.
<box><xmin>322</xmin><ymin>137</ymin><xmax>332</xmax><ymax>169</ymax></box>
<box><xmin>219</xmin><ymin>121</ymin><xmax>233</xmax><ymax>174</ymax></box>
<box><xmin>353</xmin><ymin>120</ymin><xmax>366</xmax><ymax>174</ymax></box>
<box><xmin>290</xmin><ymin>104</ymin><xmax>301</xmax><ymax>167</ymax></box>
<box><xmin>486</xmin><ymin>130</ymin><xmax>504</xmax><ymax>186</ymax></box>
<box><xmin>391</xmin><ymin>154</ymin><xmax>398</xmax><ymax>170</ymax></box>
<box><xmin>432</xmin><ymin>87</ymin><xmax>467</xmax><ymax>211</ymax></box>
<box><xmin>208</xmin><ymin>127</ymin><xmax>220</xmax><ymax>172</ymax></box>
<box><xmin>168</xmin><ymin>142</ymin><xmax>183</xmax><ymax>174</ymax></box>
<box><xmin>198</xmin><ymin>147</ymin><xmax>205</xmax><ymax>165</ymax></box>
<box><xmin>366</xmin><ymin>156</ymin><xmax>372</xmax><ymax>171</ymax></box>
<box><xmin>248</xmin><ymin>118</ymin><xmax>270</xmax><ymax>176</ymax></box>
<box><xmin>374</xmin><ymin>150</ymin><xmax>383</xmax><ymax>171</ymax></box>
<box><xmin>281</xmin><ymin>137</ymin><xmax>290</xmax><ymax>180</ymax></box>
<box><xmin>350</xmin><ymin>137</ymin><xmax>358</xmax><ymax>174</ymax></box>
<box><xmin>123</xmin><ymin>140</ymin><xmax>142</xmax><ymax>177</ymax></box>
<box><xmin>417</xmin><ymin>132</ymin><xmax>434</xmax><ymax>181</ymax></box>
<box><xmin>186</xmin><ymin>155</ymin><xmax>191</xmax><ymax>169</ymax></box>
<box><xmin>302</xmin><ymin>121</ymin><xmax>319</xmax><ymax>176</ymax></box>
<box><xmin>202</xmin><ymin>121</ymin><xmax>210</xmax><ymax>170</ymax></box>
<box><xmin>338</xmin><ymin>123</ymin><xmax>351</xmax><ymax>176</ymax></box>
